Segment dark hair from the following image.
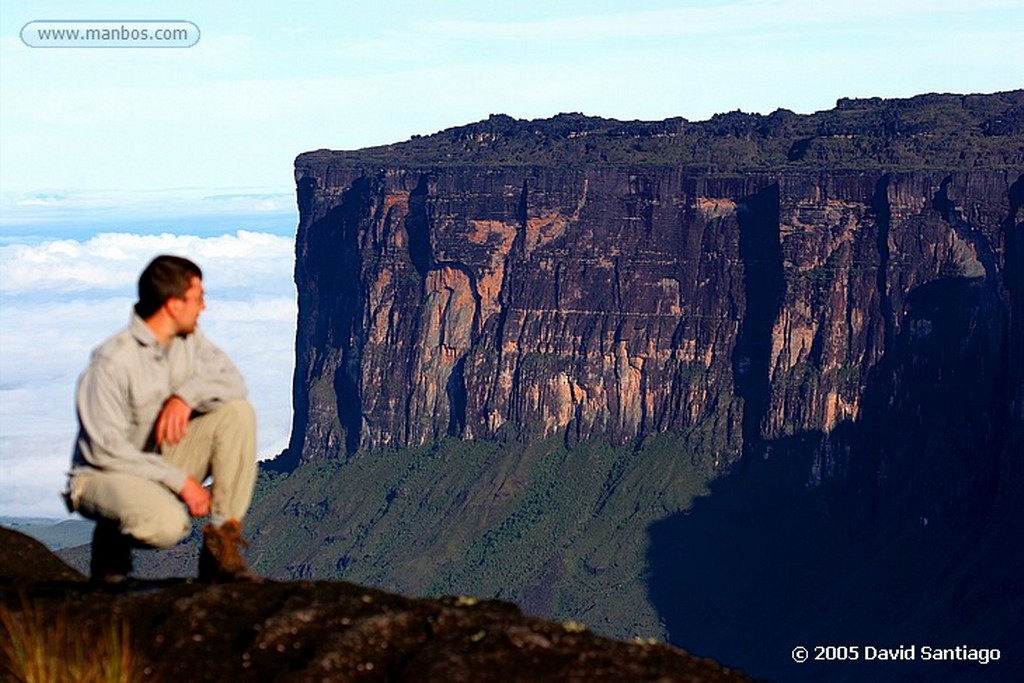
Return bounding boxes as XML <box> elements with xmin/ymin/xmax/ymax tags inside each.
<box><xmin>134</xmin><ymin>255</ymin><xmax>203</xmax><ymax>319</ymax></box>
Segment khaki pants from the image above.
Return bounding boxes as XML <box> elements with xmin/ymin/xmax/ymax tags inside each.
<box><xmin>70</xmin><ymin>399</ymin><xmax>258</xmax><ymax>548</ymax></box>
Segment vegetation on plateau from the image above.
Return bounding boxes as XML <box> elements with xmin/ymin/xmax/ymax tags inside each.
<box><xmin>300</xmin><ymin>91</ymin><xmax>1024</xmax><ymax>173</ymax></box>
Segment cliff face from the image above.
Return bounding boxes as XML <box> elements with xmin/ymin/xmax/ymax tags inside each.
<box><xmin>292</xmin><ymin>167</ymin><xmax>746</xmax><ymax>457</ymax></box>
<box><xmin>289</xmin><ymin>162</ymin><xmax>1021</xmax><ymax>482</ymax></box>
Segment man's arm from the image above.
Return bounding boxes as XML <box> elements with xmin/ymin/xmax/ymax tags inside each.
<box><xmin>155</xmin><ymin>395</ymin><xmax>192</xmax><ymax>446</ymax></box>
<box><xmin>75</xmin><ymin>359</ymin><xmax>189</xmax><ymax>494</ymax></box>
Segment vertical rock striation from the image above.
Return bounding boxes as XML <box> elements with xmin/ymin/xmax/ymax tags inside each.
<box><xmin>290</xmin><ymin>166</ymin><xmax>758</xmax><ymax>461</ymax></box>
<box><xmin>290</xmin><ymin>162</ymin><xmax>1021</xmax><ymax>504</ymax></box>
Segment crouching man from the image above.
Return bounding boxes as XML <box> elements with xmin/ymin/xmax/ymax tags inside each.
<box><xmin>65</xmin><ymin>255</ymin><xmax>258</xmax><ymax>583</ymax></box>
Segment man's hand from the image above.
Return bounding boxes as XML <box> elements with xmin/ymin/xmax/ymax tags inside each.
<box><xmin>156</xmin><ymin>395</ymin><xmax>192</xmax><ymax>446</ymax></box>
<box><xmin>179</xmin><ymin>476</ymin><xmax>211</xmax><ymax>517</ymax></box>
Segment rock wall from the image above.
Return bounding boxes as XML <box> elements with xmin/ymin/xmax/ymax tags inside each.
<box><xmin>287</xmin><ymin>159</ymin><xmax>1023</xmax><ymax>496</ymax></box>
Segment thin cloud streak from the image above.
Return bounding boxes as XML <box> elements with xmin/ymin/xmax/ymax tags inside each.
<box><xmin>416</xmin><ymin>0</ymin><xmax>1019</xmax><ymax>42</ymax></box>
<box><xmin>1</xmin><ymin>188</ymin><xmax>297</xmax><ymax>235</ymax></box>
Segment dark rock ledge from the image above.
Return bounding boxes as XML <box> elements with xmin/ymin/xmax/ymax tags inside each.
<box><xmin>0</xmin><ymin>528</ymin><xmax>753</xmax><ymax>682</ymax></box>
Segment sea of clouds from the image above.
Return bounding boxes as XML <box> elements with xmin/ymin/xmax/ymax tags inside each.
<box><xmin>0</xmin><ymin>230</ymin><xmax>297</xmax><ymax>518</ymax></box>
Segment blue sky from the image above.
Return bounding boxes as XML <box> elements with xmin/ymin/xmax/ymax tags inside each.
<box><xmin>0</xmin><ymin>0</ymin><xmax>1021</xmax><ymax>517</ymax></box>
<box><xmin>3</xmin><ymin>0</ymin><xmax>1021</xmax><ymax>226</ymax></box>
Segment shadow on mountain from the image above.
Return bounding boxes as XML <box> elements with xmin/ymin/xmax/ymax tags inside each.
<box><xmin>648</xmin><ymin>273</ymin><xmax>1024</xmax><ymax>682</ymax></box>
<box><xmin>647</xmin><ymin>433</ymin><xmax>1022</xmax><ymax>683</ymax></box>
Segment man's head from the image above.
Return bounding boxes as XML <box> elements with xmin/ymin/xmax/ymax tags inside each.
<box><xmin>135</xmin><ymin>256</ymin><xmax>205</xmax><ymax>334</ymax></box>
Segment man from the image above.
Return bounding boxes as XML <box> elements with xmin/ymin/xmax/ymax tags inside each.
<box><xmin>65</xmin><ymin>255</ymin><xmax>258</xmax><ymax>583</ymax></box>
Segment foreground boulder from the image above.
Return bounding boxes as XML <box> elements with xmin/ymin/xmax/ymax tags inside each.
<box><xmin>1</xmin><ymin>528</ymin><xmax>752</xmax><ymax>682</ymax></box>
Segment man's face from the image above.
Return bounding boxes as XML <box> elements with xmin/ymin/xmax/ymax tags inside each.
<box><xmin>171</xmin><ymin>276</ymin><xmax>206</xmax><ymax>335</ymax></box>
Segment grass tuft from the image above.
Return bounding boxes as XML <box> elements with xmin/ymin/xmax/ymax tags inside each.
<box><xmin>0</xmin><ymin>596</ymin><xmax>151</xmax><ymax>683</ymax></box>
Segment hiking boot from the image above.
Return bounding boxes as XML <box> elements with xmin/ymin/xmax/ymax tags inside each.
<box><xmin>198</xmin><ymin>519</ymin><xmax>260</xmax><ymax>582</ymax></box>
<box><xmin>90</xmin><ymin>520</ymin><xmax>134</xmax><ymax>584</ymax></box>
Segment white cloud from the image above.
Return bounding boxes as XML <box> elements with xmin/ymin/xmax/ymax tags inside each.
<box><xmin>0</xmin><ymin>230</ymin><xmax>294</xmax><ymax>294</ymax></box>
<box><xmin>0</xmin><ymin>230</ymin><xmax>296</xmax><ymax>518</ymax></box>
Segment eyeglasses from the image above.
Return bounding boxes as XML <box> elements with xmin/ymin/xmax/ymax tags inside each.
<box><xmin>179</xmin><ymin>292</ymin><xmax>205</xmax><ymax>304</ymax></box>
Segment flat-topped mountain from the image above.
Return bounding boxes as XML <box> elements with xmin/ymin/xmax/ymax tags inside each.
<box><xmin>287</xmin><ymin>91</ymin><xmax>1022</xmax><ymax>470</ymax></box>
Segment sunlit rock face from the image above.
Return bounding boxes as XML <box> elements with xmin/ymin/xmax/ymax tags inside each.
<box><xmin>292</xmin><ymin>162</ymin><xmax>1019</xmax><ymax>455</ymax></box>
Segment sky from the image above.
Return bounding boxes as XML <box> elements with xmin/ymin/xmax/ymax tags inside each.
<box><xmin>1</xmin><ymin>0</ymin><xmax>1021</xmax><ymax>518</ymax></box>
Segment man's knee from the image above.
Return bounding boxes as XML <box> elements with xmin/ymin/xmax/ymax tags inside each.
<box><xmin>124</xmin><ymin>506</ymin><xmax>191</xmax><ymax>549</ymax></box>
<box><xmin>214</xmin><ymin>399</ymin><xmax>256</xmax><ymax>454</ymax></box>
<box><xmin>206</xmin><ymin>399</ymin><xmax>257</xmax><ymax>448</ymax></box>
<box><xmin>73</xmin><ymin>472</ymin><xmax>189</xmax><ymax>548</ymax></box>
<box><xmin>216</xmin><ymin>399</ymin><xmax>256</xmax><ymax>429</ymax></box>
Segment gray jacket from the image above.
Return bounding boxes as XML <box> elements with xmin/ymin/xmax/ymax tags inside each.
<box><xmin>71</xmin><ymin>314</ymin><xmax>248</xmax><ymax>493</ymax></box>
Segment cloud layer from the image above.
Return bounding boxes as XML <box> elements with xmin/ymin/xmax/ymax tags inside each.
<box><xmin>0</xmin><ymin>231</ymin><xmax>296</xmax><ymax>518</ymax></box>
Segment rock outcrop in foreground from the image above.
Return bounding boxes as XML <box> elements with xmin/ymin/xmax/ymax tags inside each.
<box><xmin>1</xmin><ymin>528</ymin><xmax>751</xmax><ymax>682</ymax></box>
